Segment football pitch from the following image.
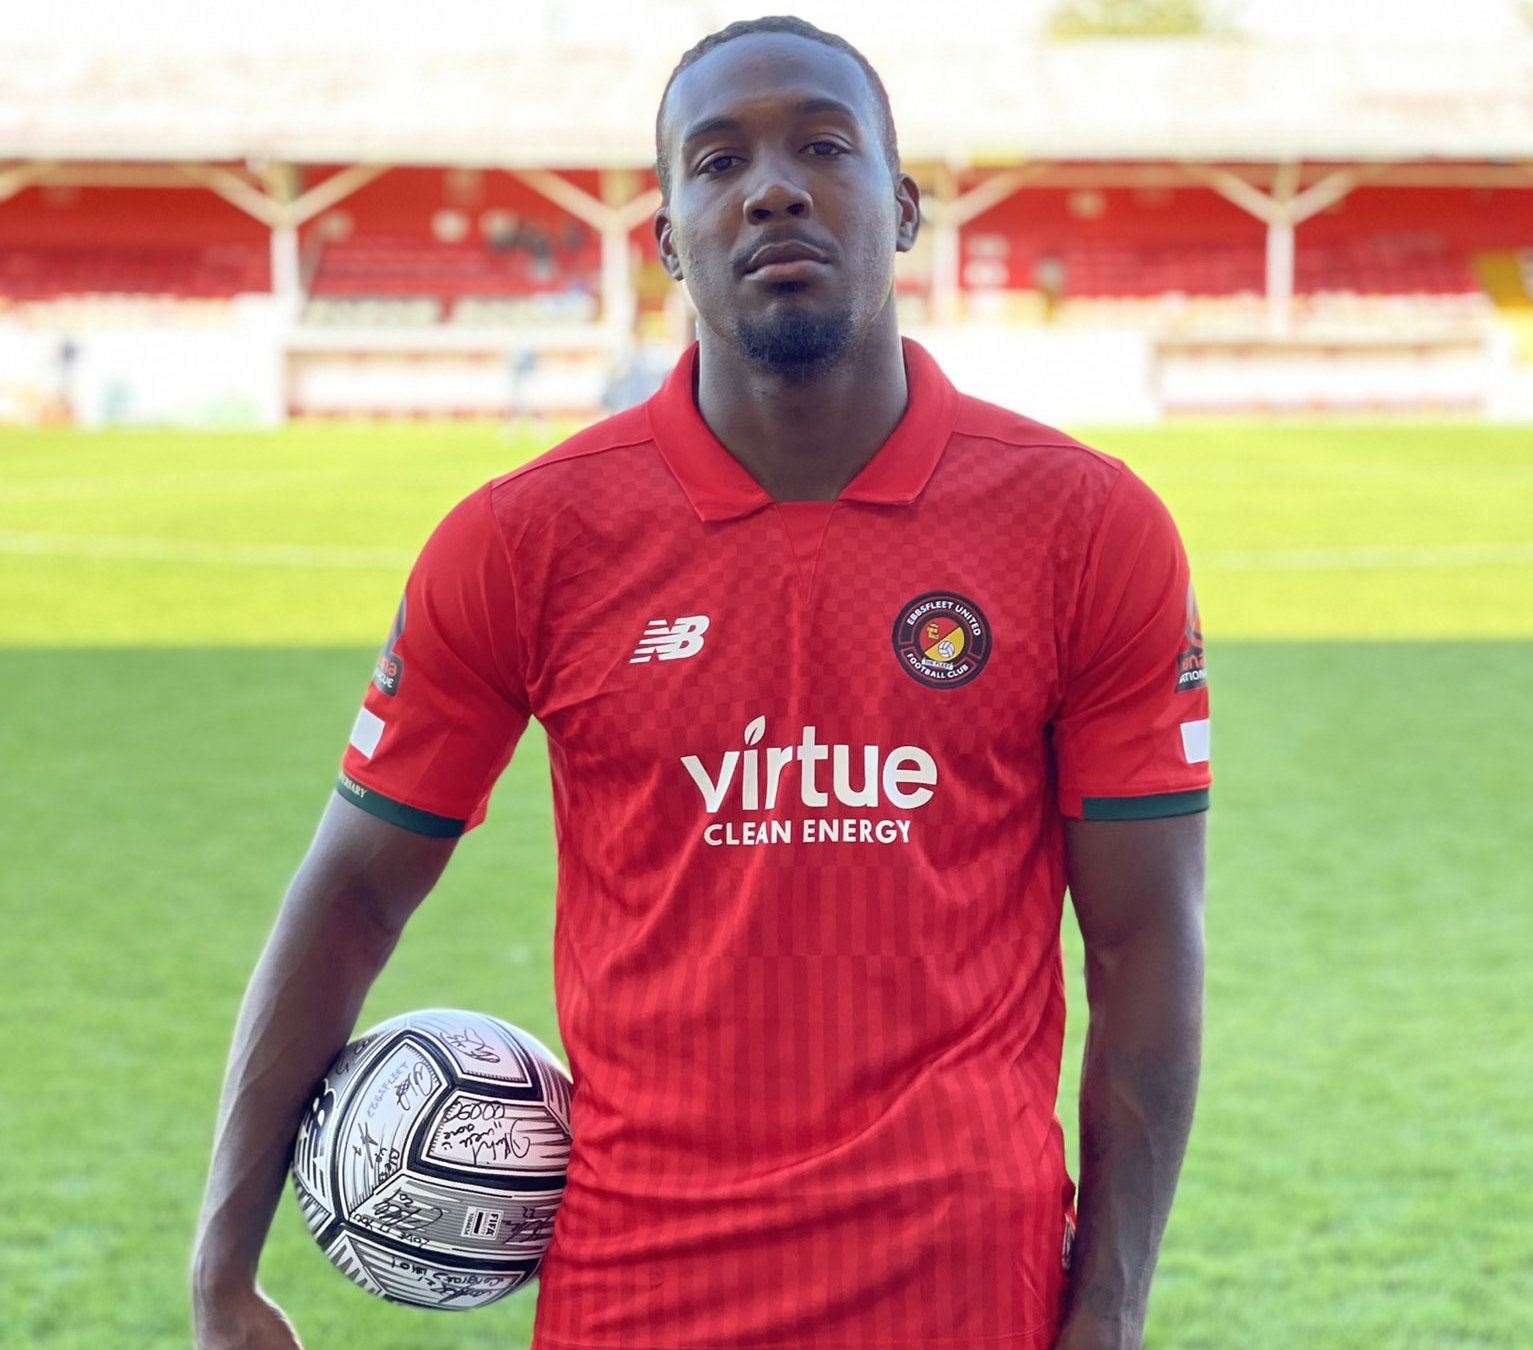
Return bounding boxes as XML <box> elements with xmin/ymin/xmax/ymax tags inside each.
<box><xmin>2</xmin><ymin>420</ymin><xmax>1530</xmax><ymax>1348</ymax></box>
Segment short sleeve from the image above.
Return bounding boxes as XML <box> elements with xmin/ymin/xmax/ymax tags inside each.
<box><xmin>1053</xmin><ymin>466</ymin><xmax>1211</xmax><ymax>821</ymax></box>
<box><xmin>336</xmin><ymin>484</ymin><xmax>530</xmax><ymax>837</ymax></box>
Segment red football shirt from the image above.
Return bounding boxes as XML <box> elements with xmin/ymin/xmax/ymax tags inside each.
<box><xmin>337</xmin><ymin>338</ymin><xmax>1211</xmax><ymax>1348</ymax></box>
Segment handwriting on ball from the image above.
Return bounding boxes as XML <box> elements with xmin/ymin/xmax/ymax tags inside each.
<box><xmin>432</xmin><ymin>1100</ymin><xmax>540</xmax><ymax>1166</ymax></box>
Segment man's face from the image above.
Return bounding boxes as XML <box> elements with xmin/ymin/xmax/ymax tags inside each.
<box><xmin>655</xmin><ymin>33</ymin><xmax>920</xmax><ymax>377</ymax></box>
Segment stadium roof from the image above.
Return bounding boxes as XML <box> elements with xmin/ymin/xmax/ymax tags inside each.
<box><xmin>4</xmin><ymin>34</ymin><xmax>1533</xmax><ymax>168</ymax></box>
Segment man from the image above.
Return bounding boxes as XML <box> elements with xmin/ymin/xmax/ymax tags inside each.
<box><xmin>191</xmin><ymin>16</ymin><xmax>1208</xmax><ymax>1349</ymax></box>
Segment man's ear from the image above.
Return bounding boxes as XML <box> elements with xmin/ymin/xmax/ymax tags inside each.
<box><xmin>894</xmin><ymin>173</ymin><xmax>921</xmax><ymax>254</ymax></box>
<box><xmin>656</xmin><ymin>207</ymin><xmax>684</xmax><ymax>281</ymax></box>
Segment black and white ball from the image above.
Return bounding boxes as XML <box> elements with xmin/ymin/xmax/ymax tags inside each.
<box><xmin>290</xmin><ymin>1009</ymin><xmax>573</xmax><ymax>1310</ymax></box>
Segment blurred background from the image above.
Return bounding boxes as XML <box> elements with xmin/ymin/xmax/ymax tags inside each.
<box><xmin>2</xmin><ymin>1</ymin><xmax>1530</xmax><ymax>1346</ymax></box>
<box><xmin>4</xmin><ymin>0</ymin><xmax>1533</xmax><ymax>427</ymax></box>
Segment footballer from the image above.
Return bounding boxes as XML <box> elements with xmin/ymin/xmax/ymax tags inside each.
<box><xmin>192</xmin><ymin>16</ymin><xmax>1210</xmax><ymax>1350</ymax></box>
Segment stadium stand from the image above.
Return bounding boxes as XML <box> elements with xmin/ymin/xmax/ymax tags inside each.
<box><xmin>304</xmin><ymin>236</ymin><xmax>600</xmax><ymax>325</ymax></box>
<box><xmin>0</xmin><ymin>178</ymin><xmax>1512</xmax><ymax>313</ymax></box>
<box><xmin>959</xmin><ymin>185</ymin><xmax>1511</xmax><ymax>301</ymax></box>
<box><xmin>997</xmin><ymin>235</ymin><xmax>1477</xmax><ymax>299</ymax></box>
<box><xmin>0</xmin><ymin>184</ymin><xmax>269</xmax><ymax>301</ymax></box>
<box><xmin>291</xmin><ymin>166</ymin><xmax>606</xmax><ymax>324</ymax></box>
<box><xmin>0</xmin><ymin>242</ymin><xmax>268</xmax><ymax>299</ymax></box>
<box><xmin>2</xmin><ymin>35</ymin><xmax>1529</xmax><ymax>421</ymax></box>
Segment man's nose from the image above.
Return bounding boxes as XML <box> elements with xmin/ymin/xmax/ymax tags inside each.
<box><xmin>742</xmin><ymin>164</ymin><xmax>813</xmax><ymax>223</ymax></box>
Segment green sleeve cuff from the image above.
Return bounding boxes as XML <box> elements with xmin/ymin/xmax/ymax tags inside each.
<box><xmin>1081</xmin><ymin>788</ymin><xmax>1210</xmax><ymax>821</ymax></box>
<box><xmin>336</xmin><ymin>774</ymin><xmax>466</xmax><ymax>838</ymax></box>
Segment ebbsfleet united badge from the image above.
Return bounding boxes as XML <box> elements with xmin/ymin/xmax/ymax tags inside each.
<box><xmin>892</xmin><ymin>592</ymin><xmax>992</xmax><ymax>688</ymax></box>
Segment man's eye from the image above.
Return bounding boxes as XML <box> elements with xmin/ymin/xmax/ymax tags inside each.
<box><xmin>806</xmin><ymin>141</ymin><xmax>846</xmax><ymax>157</ymax></box>
<box><xmin>699</xmin><ymin>154</ymin><xmax>739</xmax><ymax>175</ymax></box>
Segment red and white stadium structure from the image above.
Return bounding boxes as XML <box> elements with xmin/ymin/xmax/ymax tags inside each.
<box><xmin>2</xmin><ymin>31</ymin><xmax>1532</xmax><ymax>423</ymax></box>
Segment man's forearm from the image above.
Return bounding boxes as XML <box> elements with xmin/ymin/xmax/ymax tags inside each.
<box><xmin>189</xmin><ymin>874</ymin><xmax>403</xmax><ymax>1306</ymax></box>
<box><xmin>1061</xmin><ymin>922</ymin><xmax>1204</xmax><ymax>1342</ymax></box>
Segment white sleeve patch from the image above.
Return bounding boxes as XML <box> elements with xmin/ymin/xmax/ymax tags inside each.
<box><xmin>349</xmin><ymin>707</ymin><xmax>386</xmax><ymax>759</ymax></box>
<box><xmin>1180</xmin><ymin>718</ymin><xmax>1211</xmax><ymax>765</ymax></box>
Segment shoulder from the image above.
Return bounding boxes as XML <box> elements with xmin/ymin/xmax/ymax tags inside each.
<box><xmin>950</xmin><ymin>390</ymin><xmax>1125</xmax><ymax>486</ymax></box>
<box><xmin>412</xmin><ymin>405</ymin><xmax>662</xmax><ymax>568</ymax></box>
<box><xmin>484</xmin><ymin>404</ymin><xmax>658</xmax><ymax>518</ymax></box>
<box><xmin>941</xmin><ymin>389</ymin><xmax>1141</xmax><ymax>532</ymax></box>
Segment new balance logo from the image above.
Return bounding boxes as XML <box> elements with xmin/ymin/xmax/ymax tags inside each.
<box><xmin>629</xmin><ymin>615</ymin><xmax>710</xmax><ymax>664</ymax></box>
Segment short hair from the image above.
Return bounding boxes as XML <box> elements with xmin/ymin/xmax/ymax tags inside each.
<box><xmin>654</xmin><ymin>15</ymin><xmax>901</xmax><ymax>201</ymax></box>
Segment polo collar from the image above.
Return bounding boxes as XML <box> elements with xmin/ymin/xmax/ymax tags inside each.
<box><xmin>645</xmin><ymin>336</ymin><xmax>958</xmax><ymax>523</ymax></box>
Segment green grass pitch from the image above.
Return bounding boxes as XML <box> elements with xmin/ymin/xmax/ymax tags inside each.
<box><xmin>1</xmin><ymin>419</ymin><xmax>1530</xmax><ymax>1346</ymax></box>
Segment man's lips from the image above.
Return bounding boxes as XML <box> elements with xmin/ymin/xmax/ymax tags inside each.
<box><xmin>742</xmin><ymin>240</ymin><xmax>831</xmax><ymax>275</ymax></box>
<box><xmin>747</xmin><ymin>257</ymin><xmax>829</xmax><ymax>283</ymax></box>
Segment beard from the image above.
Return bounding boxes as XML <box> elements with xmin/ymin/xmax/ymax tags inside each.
<box><xmin>734</xmin><ymin>301</ymin><xmax>855</xmax><ymax>381</ymax></box>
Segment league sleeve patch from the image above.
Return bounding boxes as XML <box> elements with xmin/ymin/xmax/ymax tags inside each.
<box><xmin>1180</xmin><ymin>717</ymin><xmax>1211</xmax><ymax>765</ymax></box>
<box><xmin>348</xmin><ymin>706</ymin><xmax>386</xmax><ymax>759</ymax></box>
<box><xmin>372</xmin><ymin>596</ymin><xmax>406</xmax><ymax>697</ymax></box>
<box><xmin>1175</xmin><ymin>582</ymin><xmax>1206</xmax><ymax>694</ymax></box>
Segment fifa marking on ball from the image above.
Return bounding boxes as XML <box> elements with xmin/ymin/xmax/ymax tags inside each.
<box><xmin>461</xmin><ymin>1207</ymin><xmax>503</xmax><ymax>1240</ymax></box>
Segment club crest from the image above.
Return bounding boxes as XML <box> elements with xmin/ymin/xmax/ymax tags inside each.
<box><xmin>892</xmin><ymin>592</ymin><xmax>993</xmax><ymax>689</ymax></box>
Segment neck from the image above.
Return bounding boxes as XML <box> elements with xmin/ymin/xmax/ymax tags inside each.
<box><xmin>694</xmin><ymin>298</ymin><xmax>907</xmax><ymax>502</ymax></box>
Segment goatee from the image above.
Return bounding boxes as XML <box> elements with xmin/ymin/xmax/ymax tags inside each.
<box><xmin>736</xmin><ymin>305</ymin><xmax>855</xmax><ymax>381</ymax></box>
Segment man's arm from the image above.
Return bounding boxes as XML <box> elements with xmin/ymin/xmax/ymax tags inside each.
<box><xmin>1055</xmin><ymin>811</ymin><xmax>1206</xmax><ymax>1350</ymax></box>
<box><xmin>189</xmin><ymin>793</ymin><xmax>458</xmax><ymax>1347</ymax></box>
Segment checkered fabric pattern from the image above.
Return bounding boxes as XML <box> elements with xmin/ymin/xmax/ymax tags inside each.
<box><xmin>337</xmin><ymin>339</ymin><xmax>1210</xmax><ymax>1348</ymax></box>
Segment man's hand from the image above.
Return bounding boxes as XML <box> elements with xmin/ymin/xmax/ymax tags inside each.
<box><xmin>190</xmin><ymin>793</ymin><xmax>459</xmax><ymax>1350</ymax></box>
<box><xmin>193</xmin><ymin>1282</ymin><xmax>302</xmax><ymax>1349</ymax></box>
<box><xmin>1057</xmin><ymin>811</ymin><xmax>1206</xmax><ymax>1349</ymax></box>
